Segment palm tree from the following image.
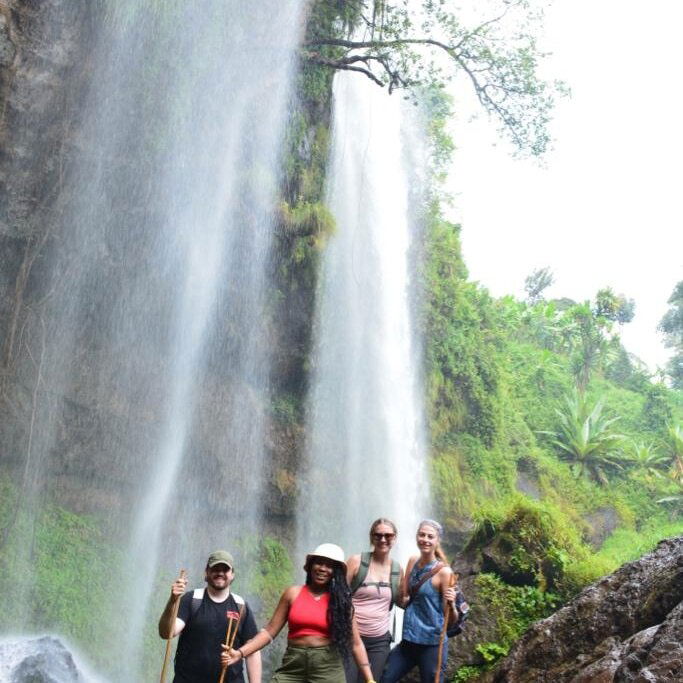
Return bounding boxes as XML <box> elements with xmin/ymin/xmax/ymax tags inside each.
<box><xmin>543</xmin><ymin>391</ymin><xmax>624</xmax><ymax>485</ymax></box>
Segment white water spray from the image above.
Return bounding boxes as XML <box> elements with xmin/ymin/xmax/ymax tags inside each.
<box><xmin>0</xmin><ymin>2</ymin><xmax>303</xmax><ymax>679</ymax></box>
<box><xmin>298</xmin><ymin>72</ymin><xmax>429</xmax><ymax>563</ymax></box>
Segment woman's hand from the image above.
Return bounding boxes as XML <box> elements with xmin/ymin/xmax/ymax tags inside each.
<box><xmin>221</xmin><ymin>644</ymin><xmax>242</xmax><ymax>667</ymax></box>
<box><xmin>443</xmin><ymin>586</ymin><xmax>456</xmax><ymax>604</ymax></box>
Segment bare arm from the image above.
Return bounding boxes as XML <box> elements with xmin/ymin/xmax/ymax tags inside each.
<box><xmin>397</xmin><ymin>556</ymin><xmax>417</xmax><ymax>608</ymax></box>
<box><xmin>436</xmin><ymin>567</ymin><xmax>456</xmax><ymax>606</ymax></box>
<box><xmin>245</xmin><ymin>650</ymin><xmax>262</xmax><ymax>683</ymax></box>
<box><xmin>158</xmin><ymin>576</ymin><xmax>188</xmax><ymax>638</ymax></box>
<box><xmin>222</xmin><ymin>586</ymin><xmax>299</xmax><ymax>666</ymax></box>
<box><xmin>397</xmin><ymin>564</ymin><xmax>405</xmax><ymax>606</ymax></box>
<box><xmin>351</xmin><ymin>615</ymin><xmax>374</xmax><ymax>682</ymax></box>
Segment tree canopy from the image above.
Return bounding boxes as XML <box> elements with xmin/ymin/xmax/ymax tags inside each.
<box><xmin>525</xmin><ymin>266</ymin><xmax>554</xmax><ymax>304</ymax></box>
<box><xmin>304</xmin><ymin>0</ymin><xmax>567</xmax><ymax>156</ymax></box>
<box><xmin>658</xmin><ymin>281</ymin><xmax>683</xmax><ymax>388</ymax></box>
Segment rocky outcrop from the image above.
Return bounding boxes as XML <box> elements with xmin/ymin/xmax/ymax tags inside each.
<box><xmin>481</xmin><ymin>535</ymin><xmax>683</xmax><ymax>682</ymax></box>
<box><xmin>0</xmin><ymin>635</ymin><xmax>86</xmax><ymax>682</ymax></box>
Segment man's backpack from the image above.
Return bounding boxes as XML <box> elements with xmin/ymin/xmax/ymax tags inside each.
<box><xmin>187</xmin><ymin>588</ymin><xmax>245</xmax><ymax>623</ymax></box>
<box><xmin>350</xmin><ymin>552</ymin><xmax>401</xmax><ymax>607</ymax></box>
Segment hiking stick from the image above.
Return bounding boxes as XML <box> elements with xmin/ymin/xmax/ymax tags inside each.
<box><xmin>435</xmin><ymin>572</ymin><xmax>457</xmax><ymax>683</ymax></box>
<box><xmin>160</xmin><ymin>568</ymin><xmax>187</xmax><ymax>683</ymax></box>
<box><xmin>218</xmin><ymin>604</ymin><xmax>245</xmax><ymax>683</ymax></box>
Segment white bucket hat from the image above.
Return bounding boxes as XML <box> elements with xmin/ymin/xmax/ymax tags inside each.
<box><xmin>305</xmin><ymin>543</ymin><xmax>347</xmax><ymax>572</ymax></box>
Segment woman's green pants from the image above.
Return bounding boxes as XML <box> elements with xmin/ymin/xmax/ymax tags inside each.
<box><xmin>271</xmin><ymin>644</ymin><xmax>346</xmax><ymax>683</ymax></box>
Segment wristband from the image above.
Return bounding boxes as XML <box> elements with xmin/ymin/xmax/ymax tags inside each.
<box><xmin>238</xmin><ymin>647</ymin><xmax>246</xmax><ymax>659</ymax></box>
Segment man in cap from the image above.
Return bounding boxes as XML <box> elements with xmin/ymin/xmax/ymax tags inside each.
<box><xmin>159</xmin><ymin>550</ymin><xmax>261</xmax><ymax>683</ymax></box>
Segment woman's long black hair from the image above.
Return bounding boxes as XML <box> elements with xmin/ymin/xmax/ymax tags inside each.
<box><xmin>305</xmin><ymin>563</ymin><xmax>354</xmax><ymax>661</ymax></box>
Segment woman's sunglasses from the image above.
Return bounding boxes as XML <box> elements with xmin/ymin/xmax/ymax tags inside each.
<box><xmin>372</xmin><ymin>532</ymin><xmax>396</xmax><ymax>541</ymax></box>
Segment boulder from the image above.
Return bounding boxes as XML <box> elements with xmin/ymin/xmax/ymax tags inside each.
<box><xmin>0</xmin><ymin>636</ymin><xmax>84</xmax><ymax>682</ymax></box>
<box><xmin>480</xmin><ymin>535</ymin><xmax>683</xmax><ymax>682</ymax></box>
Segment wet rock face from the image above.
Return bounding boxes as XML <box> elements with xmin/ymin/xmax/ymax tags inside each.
<box><xmin>482</xmin><ymin>536</ymin><xmax>683</xmax><ymax>682</ymax></box>
<box><xmin>0</xmin><ymin>636</ymin><xmax>83</xmax><ymax>682</ymax></box>
<box><xmin>0</xmin><ymin>0</ymin><xmax>90</xmax><ymax>240</ymax></box>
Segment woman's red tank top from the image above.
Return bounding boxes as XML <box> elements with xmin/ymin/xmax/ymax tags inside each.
<box><xmin>287</xmin><ymin>585</ymin><xmax>330</xmax><ymax>639</ymax></box>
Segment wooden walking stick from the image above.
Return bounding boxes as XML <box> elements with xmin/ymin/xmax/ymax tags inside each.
<box><xmin>435</xmin><ymin>572</ymin><xmax>457</xmax><ymax>683</ymax></box>
<box><xmin>218</xmin><ymin>604</ymin><xmax>244</xmax><ymax>683</ymax></box>
<box><xmin>160</xmin><ymin>568</ymin><xmax>187</xmax><ymax>683</ymax></box>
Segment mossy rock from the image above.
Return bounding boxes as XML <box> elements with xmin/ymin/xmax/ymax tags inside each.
<box><xmin>465</xmin><ymin>497</ymin><xmax>588</xmax><ymax>591</ymax></box>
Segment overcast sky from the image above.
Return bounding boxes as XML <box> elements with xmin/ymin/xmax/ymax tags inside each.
<box><xmin>447</xmin><ymin>0</ymin><xmax>682</xmax><ymax>370</ymax></box>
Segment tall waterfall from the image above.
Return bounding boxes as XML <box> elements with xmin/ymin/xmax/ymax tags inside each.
<box><xmin>1</xmin><ymin>2</ymin><xmax>302</xmax><ymax>679</ymax></box>
<box><xmin>298</xmin><ymin>72</ymin><xmax>429</xmax><ymax>563</ymax></box>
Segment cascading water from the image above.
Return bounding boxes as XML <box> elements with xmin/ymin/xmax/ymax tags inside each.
<box><xmin>1</xmin><ymin>1</ymin><xmax>302</xmax><ymax>679</ymax></box>
<box><xmin>298</xmin><ymin>72</ymin><xmax>429</xmax><ymax>562</ymax></box>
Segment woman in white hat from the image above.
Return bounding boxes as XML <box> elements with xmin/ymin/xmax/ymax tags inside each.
<box><xmin>222</xmin><ymin>543</ymin><xmax>375</xmax><ymax>683</ymax></box>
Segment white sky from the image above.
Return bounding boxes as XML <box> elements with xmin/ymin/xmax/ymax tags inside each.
<box><xmin>447</xmin><ymin>0</ymin><xmax>683</xmax><ymax>370</ymax></box>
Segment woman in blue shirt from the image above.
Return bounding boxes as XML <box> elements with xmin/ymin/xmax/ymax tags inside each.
<box><xmin>380</xmin><ymin>520</ymin><xmax>455</xmax><ymax>683</ymax></box>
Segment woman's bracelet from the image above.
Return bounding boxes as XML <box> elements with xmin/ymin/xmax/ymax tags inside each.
<box><xmin>238</xmin><ymin>647</ymin><xmax>246</xmax><ymax>659</ymax></box>
<box><xmin>260</xmin><ymin>627</ymin><xmax>274</xmax><ymax>644</ymax></box>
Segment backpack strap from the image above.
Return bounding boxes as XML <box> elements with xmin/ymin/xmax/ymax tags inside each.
<box><xmin>389</xmin><ymin>559</ymin><xmax>401</xmax><ymax>608</ymax></box>
<box><xmin>189</xmin><ymin>589</ymin><xmax>246</xmax><ymax>623</ymax></box>
<box><xmin>189</xmin><ymin>588</ymin><xmax>205</xmax><ymax>622</ymax></box>
<box><xmin>408</xmin><ymin>561</ymin><xmax>444</xmax><ymax>602</ymax></box>
<box><xmin>350</xmin><ymin>552</ymin><xmax>371</xmax><ymax>594</ymax></box>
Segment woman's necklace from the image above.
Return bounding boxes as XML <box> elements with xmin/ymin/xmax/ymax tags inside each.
<box><xmin>309</xmin><ymin>588</ymin><xmax>326</xmax><ymax>601</ymax></box>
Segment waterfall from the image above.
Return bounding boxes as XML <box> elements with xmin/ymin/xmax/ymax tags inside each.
<box><xmin>298</xmin><ymin>72</ymin><xmax>429</xmax><ymax>564</ymax></box>
<box><xmin>1</xmin><ymin>1</ymin><xmax>303</xmax><ymax>679</ymax></box>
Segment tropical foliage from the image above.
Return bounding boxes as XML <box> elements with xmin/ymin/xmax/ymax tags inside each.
<box><xmin>541</xmin><ymin>392</ymin><xmax>624</xmax><ymax>485</ymax></box>
<box><xmin>624</xmin><ymin>442</ymin><xmax>670</xmax><ymax>481</ymax></box>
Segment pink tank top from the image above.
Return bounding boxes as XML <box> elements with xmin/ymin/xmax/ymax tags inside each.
<box><xmin>352</xmin><ymin>583</ymin><xmax>392</xmax><ymax>637</ymax></box>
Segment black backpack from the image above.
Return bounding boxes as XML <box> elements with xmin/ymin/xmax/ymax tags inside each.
<box><xmin>447</xmin><ymin>588</ymin><xmax>470</xmax><ymax>637</ymax></box>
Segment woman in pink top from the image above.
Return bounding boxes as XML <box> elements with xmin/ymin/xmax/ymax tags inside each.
<box><xmin>345</xmin><ymin>519</ymin><xmax>405</xmax><ymax>683</ymax></box>
<box><xmin>223</xmin><ymin>543</ymin><xmax>374</xmax><ymax>683</ymax></box>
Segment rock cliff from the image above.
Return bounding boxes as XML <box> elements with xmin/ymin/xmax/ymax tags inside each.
<box><xmin>481</xmin><ymin>536</ymin><xmax>683</xmax><ymax>682</ymax></box>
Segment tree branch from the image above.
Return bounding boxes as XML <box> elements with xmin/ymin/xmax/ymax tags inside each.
<box><xmin>301</xmin><ymin>51</ymin><xmax>385</xmax><ymax>87</ymax></box>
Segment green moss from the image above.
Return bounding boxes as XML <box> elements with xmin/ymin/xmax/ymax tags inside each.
<box><xmin>0</xmin><ymin>475</ymin><xmax>123</xmax><ymax>671</ymax></box>
<box><xmin>250</xmin><ymin>537</ymin><xmax>294</xmax><ymax>615</ymax></box>
<box><xmin>453</xmin><ymin>665</ymin><xmax>486</xmax><ymax>682</ymax></box>
<box><xmin>279</xmin><ymin>200</ymin><xmax>335</xmax><ymax>239</ymax></box>
<box><xmin>468</xmin><ymin>496</ymin><xmax>589</xmax><ymax>590</ymax></box>
<box><xmin>474</xmin><ymin>572</ymin><xmax>559</xmax><ymax>648</ymax></box>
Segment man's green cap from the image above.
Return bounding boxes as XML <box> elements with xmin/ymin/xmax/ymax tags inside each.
<box><xmin>207</xmin><ymin>550</ymin><xmax>234</xmax><ymax>569</ymax></box>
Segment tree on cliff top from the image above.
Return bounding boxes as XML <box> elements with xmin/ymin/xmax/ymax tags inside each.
<box><xmin>304</xmin><ymin>0</ymin><xmax>566</xmax><ymax>155</ymax></box>
<box><xmin>658</xmin><ymin>280</ymin><xmax>683</xmax><ymax>389</ymax></box>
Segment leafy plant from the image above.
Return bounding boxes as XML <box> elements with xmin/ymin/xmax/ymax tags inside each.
<box><xmin>475</xmin><ymin>641</ymin><xmax>509</xmax><ymax>665</ymax></box>
<box><xmin>453</xmin><ymin>665</ymin><xmax>484</xmax><ymax>682</ymax></box>
<box><xmin>542</xmin><ymin>391</ymin><xmax>624</xmax><ymax>485</ymax></box>
<box><xmin>667</xmin><ymin>424</ymin><xmax>683</xmax><ymax>484</ymax></box>
<box><xmin>624</xmin><ymin>441</ymin><xmax>670</xmax><ymax>481</ymax></box>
